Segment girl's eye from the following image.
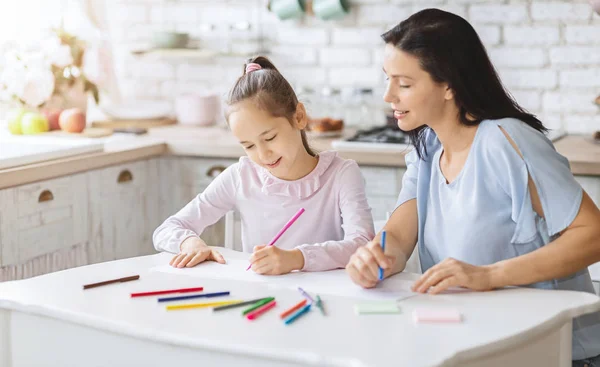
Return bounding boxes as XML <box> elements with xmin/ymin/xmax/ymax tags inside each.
<box><xmin>245</xmin><ymin>145</ymin><xmax>255</xmax><ymax>149</ymax></box>
<box><xmin>265</xmin><ymin>135</ymin><xmax>277</xmax><ymax>142</ymax></box>
<box><xmin>400</xmin><ymin>85</ymin><xmax>411</xmax><ymax>88</ymax></box>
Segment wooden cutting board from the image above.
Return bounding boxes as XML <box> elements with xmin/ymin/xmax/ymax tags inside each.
<box><xmin>44</xmin><ymin>127</ymin><xmax>114</xmax><ymax>138</ymax></box>
<box><xmin>91</xmin><ymin>117</ymin><xmax>176</xmax><ymax>129</ymax></box>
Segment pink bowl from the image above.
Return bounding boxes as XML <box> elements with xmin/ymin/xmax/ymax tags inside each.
<box><xmin>175</xmin><ymin>93</ymin><xmax>221</xmax><ymax>126</ymax></box>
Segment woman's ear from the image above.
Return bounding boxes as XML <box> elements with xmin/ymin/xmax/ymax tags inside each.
<box><xmin>444</xmin><ymin>85</ymin><xmax>454</xmax><ymax>101</ymax></box>
<box><xmin>295</xmin><ymin>102</ymin><xmax>308</xmax><ymax>130</ymax></box>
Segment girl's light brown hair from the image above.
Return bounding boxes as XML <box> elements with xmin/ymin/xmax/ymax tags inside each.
<box><xmin>225</xmin><ymin>56</ymin><xmax>315</xmax><ymax>156</ymax></box>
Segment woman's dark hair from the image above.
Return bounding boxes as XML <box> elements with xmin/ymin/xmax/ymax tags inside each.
<box><xmin>382</xmin><ymin>9</ymin><xmax>546</xmax><ymax>159</ymax></box>
<box><xmin>225</xmin><ymin>56</ymin><xmax>315</xmax><ymax>156</ymax></box>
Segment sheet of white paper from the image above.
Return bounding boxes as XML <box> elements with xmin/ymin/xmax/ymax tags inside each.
<box><xmin>150</xmin><ymin>258</ymin><xmax>416</xmax><ymax>301</ymax></box>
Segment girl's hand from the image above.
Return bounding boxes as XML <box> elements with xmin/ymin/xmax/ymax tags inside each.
<box><xmin>346</xmin><ymin>241</ymin><xmax>396</xmax><ymax>289</ymax></box>
<box><xmin>249</xmin><ymin>245</ymin><xmax>304</xmax><ymax>275</ymax></box>
<box><xmin>170</xmin><ymin>237</ymin><xmax>226</xmax><ymax>268</ymax></box>
<box><xmin>411</xmin><ymin>258</ymin><xmax>497</xmax><ymax>294</ymax></box>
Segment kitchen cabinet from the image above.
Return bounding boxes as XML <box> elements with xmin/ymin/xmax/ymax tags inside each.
<box><xmin>360</xmin><ymin>166</ymin><xmax>406</xmax><ymax>221</ymax></box>
<box><xmin>0</xmin><ymin>174</ymin><xmax>89</xmax><ymax>281</ymax></box>
<box><xmin>87</xmin><ymin>159</ymin><xmax>161</xmax><ymax>263</ymax></box>
<box><xmin>157</xmin><ymin>157</ymin><xmax>238</xmax><ymax>249</ymax></box>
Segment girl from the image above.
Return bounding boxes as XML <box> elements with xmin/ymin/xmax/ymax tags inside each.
<box><xmin>154</xmin><ymin>56</ymin><xmax>374</xmax><ymax>275</ymax></box>
<box><xmin>345</xmin><ymin>9</ymin><xmax>600</xmax><ymax>365</ymax></box>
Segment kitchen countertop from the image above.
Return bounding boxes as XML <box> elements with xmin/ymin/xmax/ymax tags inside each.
<box><xmin>0</xmin><ymin>125</ymin><xmax>598</xmax><ymax>189</ymax></box>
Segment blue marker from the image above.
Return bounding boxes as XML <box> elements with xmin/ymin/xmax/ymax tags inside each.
<box><xmin>284</xmin><ymin>304</ymin><xmax>312</xmax><ymax>325</ymax></box>
<box><xmin>379</xmin><ymin>231</ymin><xmax>386</xmax><ymax>281</ymax></box>
<box><xmin>158</xmin><ymin>291</ymin><xmax>230</xmax><ymax>303</ymax></box>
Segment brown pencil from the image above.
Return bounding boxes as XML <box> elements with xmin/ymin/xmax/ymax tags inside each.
<box><xmin>83</xmin><ymin>275</ymin><xmax>140</xmax><ymax>290</ymax></box>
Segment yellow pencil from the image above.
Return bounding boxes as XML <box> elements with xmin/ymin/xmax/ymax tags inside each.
<box><xmin>166</xmin><ymin>300</ymin><xmax>243</xmax><ymax>311</ymax></box>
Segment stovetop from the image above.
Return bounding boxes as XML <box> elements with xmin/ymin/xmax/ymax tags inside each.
<box><xmin>345</xmin><ymin>125</ymin><xmax>410</xmax><ymax>144</ymax></box>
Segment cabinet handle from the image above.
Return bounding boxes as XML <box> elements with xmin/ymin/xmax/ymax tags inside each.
<box><xmin>117</xmin><ymin>170</ymin><xmax>133</xmax><ymax>183</ymax></box>
<box><xmin>38</xmin><ymin>190</ymin><xmax>54</xmax><ymax>203</ymax></box>
<box><xmin>206</xmin><ymin>165</ymin><xmax>226</xmax><ymax>178</ymax></box>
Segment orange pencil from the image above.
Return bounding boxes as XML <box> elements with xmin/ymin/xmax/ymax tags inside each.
<box><xmin>280</xmin><ymin>299</ymin><xmax>307</xmax><ymax>319</ymax></box>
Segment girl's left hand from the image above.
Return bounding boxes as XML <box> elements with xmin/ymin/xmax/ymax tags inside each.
<box><xmin>411</xmin><ymin>258</ymin><xmax>498</xmax><ymax>294</ymax></box>
<box><xmin>249</xmin><ymin>245</ymin><xmax>304</xmax><ymax>275</ymax></box>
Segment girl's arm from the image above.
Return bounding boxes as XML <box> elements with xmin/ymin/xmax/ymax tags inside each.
<box><xmin>152</xmin><ymin>164</ymin><xmax>239</xmax><ymax>254</ymax></box>
<box><xmin>295</xmin><ymin>162</ymin><xmax>375</xmax><ymax>271</ymax></box>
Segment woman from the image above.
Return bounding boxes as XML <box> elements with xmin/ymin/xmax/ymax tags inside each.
<box><xmin>346</xmin><ymin>9</ymin><xmax>600</xmax><ymax>366</ymax></box>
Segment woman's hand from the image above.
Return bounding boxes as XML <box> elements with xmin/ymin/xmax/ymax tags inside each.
<box><xmin>411</xmin><ymin>258</ymin><xmax>498</xmax><ymax>294</ymax></box>
<box><xmin>170</xmin><ymin>237</ymin><xmax>226</xmax><ymax>268</ymax></box>
<box><xmin>249</xmin><ymin>245</ymin><xmax>304</xmax><ymax>275</ymax></box>
<box><xmin>346</xmin><ymin>241</ymin><xmax>397</xmax><ymax>289</ymax></box>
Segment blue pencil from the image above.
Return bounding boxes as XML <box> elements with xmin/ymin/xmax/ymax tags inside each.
<box><xmin>284</xmin><ymin>304</ymin><xmax>312</xmax><ymax>325</ymax></box>
<box><xmin>379</xmin><ymin>231</ymin><xmax>387</xmax><ymax>281</ymax></box>
<box><xmin>158</xmin><ymin>291</ymin><xmax>230</xmax><ymax>303</ymax></box>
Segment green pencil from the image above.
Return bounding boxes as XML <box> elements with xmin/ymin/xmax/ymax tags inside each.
<box><xmin>242</xmin><ymin>297</ymin><xmax>275</xmax><ymax>315</ymax></box>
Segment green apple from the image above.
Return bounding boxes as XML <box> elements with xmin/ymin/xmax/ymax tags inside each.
<box><xmin>6</xmin><ymin>107</ymin><xmax>27</xmax><ymax>135</ymax></box>
<box><xmin>21</xmin><ymin>112</ymin><xmax>49</xmax><ymax>135</ymax></box>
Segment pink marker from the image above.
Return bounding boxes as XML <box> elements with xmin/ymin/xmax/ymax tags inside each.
<box><xmin>412</xmin><ymin>308</ymin><xmax>462</xmax><ymax>323</ymax></box>
<box><xmin>246</xmin><ymin>300</ymin><xmax>277</xmax><ymax>320</ymax></box>
<box><xmin>246</xmin><ymin>208</ymin><xmax>305</xmax><ymax>271</ymax></box>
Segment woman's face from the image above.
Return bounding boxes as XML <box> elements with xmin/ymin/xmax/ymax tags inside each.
<box><xmin>383</xmin><ymin>44</ymin><xmax>452</xmax><ymax>131</ymax></box>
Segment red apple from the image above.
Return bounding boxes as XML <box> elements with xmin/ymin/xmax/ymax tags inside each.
<box><xmin>42</xmin><ymin>108</ymin><xmax>63</xmax><ymax>130</ymax></box>
<box><xmin>59</xmin><ymin>108</ymin><xmax>86</xmax><ymax>133</ymax></box>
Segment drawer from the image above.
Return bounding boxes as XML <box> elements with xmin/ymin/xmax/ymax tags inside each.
<box><xmin>179</xmin><ymin>157</ymin><xmax>238</xmax><ymax>189</ymax></box>
<box><xmin>1</xmin><ymin>173</ymin><xmax>88</xmax><ymax>266</ymax></box>
<box><xmin>360</xmin><ymin>167</ymin><xmax>405</xmax><ymax>196</ymax></box>
<box><xmin>93</xmin><ymin>160</ymin><xmax>150</xmax><ymax>192</ymax></box>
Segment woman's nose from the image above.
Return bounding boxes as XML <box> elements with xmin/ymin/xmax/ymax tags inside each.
<box><xmin>383</xmin><ymin>82</ymin><xmax>397</xmax><ymax>104</ymax></box>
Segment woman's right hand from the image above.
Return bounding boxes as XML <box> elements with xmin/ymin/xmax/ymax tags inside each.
<box><xmin>346</xmin><ymin>241</ymin><xmax>396</xmax><ymax>288</ymax></box>
<box><xmin>170</xmin><ymin>237</ymin><xmax>226</xmax><ymax>268</ymax></box>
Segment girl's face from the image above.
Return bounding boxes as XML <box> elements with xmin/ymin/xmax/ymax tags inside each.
<box><xmin>382</xmin><ymin>44</ymin><xmax>452</xmax><ymax>131</ymax></box>
<box><xmin>229</xmin><ymin>100</ymin><xmax>309</xmax><ymax>180</ymax></box>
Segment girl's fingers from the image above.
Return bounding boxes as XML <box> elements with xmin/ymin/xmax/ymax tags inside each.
<box><xmin>187</xmin><ymin>251</ymin><xmax>209</xmax><ymax>267</ymax></box>
<box><xmin>171</xmin><ymin>253</ymin><xmax>187</xmax><ymax>267</ymax></box>
<box><xmin>249</xmin><ymin>246</ymin><xmax>270</xmax><ymax>263</ymax></box>
<box><xmin>211</xmin><ymin>250</ymin><xmax>226</xmax><ymax>264</ymax></box>
<box><xmin>252</xmin><ymin>260</ymin><xmax>271</xmax><ymax>274</ymax></box>
<box><xmin>169</xmin><ymin>254</ymin><xmax>179</xmax><ymax>266</ymax></box>
<box><xmin>177</xmin><ymin>253</ymin><xmax>195</xmax><ymax>268</ymax></box>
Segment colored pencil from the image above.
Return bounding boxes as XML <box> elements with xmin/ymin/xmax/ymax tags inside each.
<box><xmin>246</xmin><ymin>208</ymin><xmax>305</xmax><ymax>270</ymax></box>
<box><xmin>315</xmin><ymin>295</ymin><xmax>326</xmax><ymax>316</ymax></box>
<box><xmin>280</xmin><ymin>299</ymin><xmax>307</xmax><ymax>319</ymax></box>
<box><xmin>166</xmin><ymin>300</ymin><xmax>242</xmax><ymax>311</ymax></box>
<box><xmin>158</xmin><ymin>291</ymin><xmax>230</xmax><ymax>303</ymax></box>
<box><xmin>284</xmin><ymin>304</ymin><xmax>312</xmax><ymax>325</ymax></box>
<box><xmin>246</xmin><ymin>300</ymin><xmax>277</xmax><ymax>320</ymax></box>
<box><xmin>213</xmin><ymin>298</ymin><xmax>271</xmax><ymax>312</ymax></box>
<box><xmin>83</xmin><ymin>275</ymin><xmax>139</xmax><ymax>290</ymax></box>
<box><xmin>242</xmin><ymin>297</ymin><xmax>275</xmax><ymax>315</ymax></box>
<box><xmin>298</xmin><ymin>287</ymin><xmax>314</xmax><ymax>304</ymax></box>
<box><xmin>379</xmin><ymin>230</ymin><xmax>387</xmax><ymax>281</ymax></box>
<box><xmin>130</xmin><ymin>286</ymin><xmax>204</xmax><ymax>298</ymax></box>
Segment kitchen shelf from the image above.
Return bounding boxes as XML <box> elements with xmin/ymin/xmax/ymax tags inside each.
<box><xmin>130</xmin><ymin>48</ymin><xmax>268</xmax><ymax>61</ymax></box>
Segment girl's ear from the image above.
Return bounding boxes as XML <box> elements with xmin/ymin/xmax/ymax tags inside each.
<box><xmin>295</xmin><ymin>102</ymin><xmax>308</xmax><ymax>130</ymax></box>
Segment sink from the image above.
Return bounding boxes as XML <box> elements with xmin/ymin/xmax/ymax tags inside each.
<box><xmin>0</xmin><ymin>134</ymin><xmax>104</xmax><ymax>170</ymax></box>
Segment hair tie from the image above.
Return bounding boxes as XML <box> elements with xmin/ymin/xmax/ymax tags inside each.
<box><xmin>245</xmin><ymin>63</ymin><xmax>262</xmax><ymax>73</ymax></box>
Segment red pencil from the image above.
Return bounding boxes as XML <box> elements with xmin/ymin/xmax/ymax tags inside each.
<box><xmin>280</xmin><ymin>299</ymin><xmax>307</xmax><ymax>319</ymax></box>
<box><xmin>130</xmin><ymin>286</ymin><xmax>204</xmax><ymax>298</ymax></box>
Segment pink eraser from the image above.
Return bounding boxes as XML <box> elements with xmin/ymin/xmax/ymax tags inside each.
<box><xmin>412</xmin><ymin>308</ymin><xmax>462</xmax><ymax>323</ymax></box>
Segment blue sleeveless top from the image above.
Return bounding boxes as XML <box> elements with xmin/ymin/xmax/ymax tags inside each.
<box><xmin>396</xmin><ymin>118</ymin><xmax>600</xmax><ymax>360</ymax></box>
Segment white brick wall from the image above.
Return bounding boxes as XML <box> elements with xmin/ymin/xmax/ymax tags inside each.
<box><xmin>111</xmin><ymin>0</ymin><xmax>600</xmax><ymax>134</ymax></box>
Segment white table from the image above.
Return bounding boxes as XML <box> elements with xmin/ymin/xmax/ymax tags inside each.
<box><xmin>1</xmin><ymin>248</ymin><xmax>599</xmax><ymax>367</ymax></box>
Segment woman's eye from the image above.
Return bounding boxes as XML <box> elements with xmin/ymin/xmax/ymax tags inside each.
<box><xmin>400</xmin><ymin>85</ymin><xmax>411</xmax><ymax>88</ymax></box>
<box><xmin>265</xmin><ymin>135</ymin><xmax>277</xmax><ymax>142</ymax></box>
